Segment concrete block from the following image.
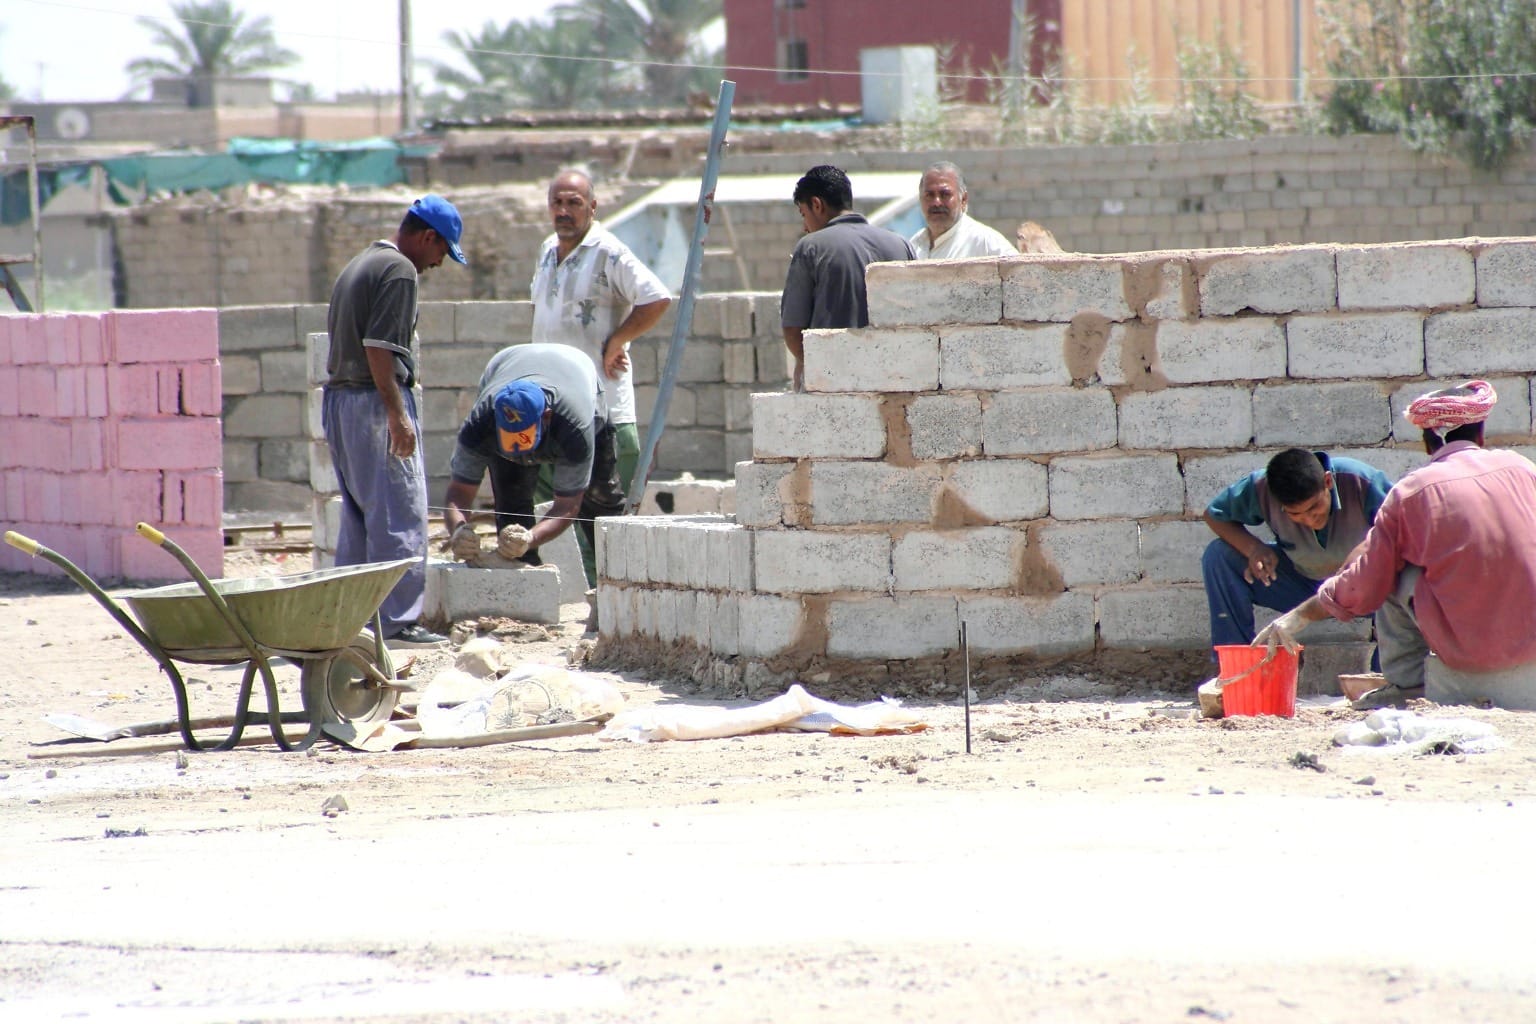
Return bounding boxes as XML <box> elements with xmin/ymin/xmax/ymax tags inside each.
<box><xmin>710</xmin><ymin>592</ymin><xmax>741</xmax><ymax>655</ymax></box>
<box><xmin>1330</xmin><ymin>446</ymin><xmax>1425</xmax><ymax>484</ymax></box>
<box><xmin>737</xmin><ymin>593</ymin><xmax>806</xmax><ymax>658</ymax></box>
<box><xmin>907</xmin><ymin>393</ymin><xmax>983</xmax><ymax>460</ymax></box>
<box><xmin>1197</xmin><ymin>246</ymin><xmax>1336</xmax><ymax>315</ymax></box>
<box><xmin>1001</xmin><ymin>258</ymin><xmax>1132</xmax><ymax>322</ymax></box>
<box><xmin>1152</xmin><ymin>318</ymin><xmax>1286</xmax><ymax>384</ymax></box>
<box><xmin>305</xmin><ymin>387</ymin><xmax>326</xmax><ymax>440</ymax></box>
<box><xmin>1338</xmin><ymin>243</ymin><xmax>1475</xmax><ymax>310</ymax></box>
<box><xmin>1389</xmin><ymin>375</ymin><xmax>1531</xmax><ymax>442</ymax></box>
<box><xmin>224</xmin><ymin>393</ymin><xmax>304</xmax><ymax>439</ymax></box>
<box><xmin>306</xmin><ymin>332</ymin><xmax>330</xmax><ymax>387</ymax></box>
<box><xmin>1049</xmin><ymin>453</ymin><xmax>1184</xmax><ymax>520</ymax></box>
<box><xmin>258</xmin><ymin>439</ymin><xmax>309</xmax><ymax>482</ymax></box>
<box><xmin>1098</xmin><ymin>586</ymin><xmax>1209</xmax><ymax>649</ymax></box>
<box><xmin>939</xmin><ymin>323</ymin><xmax>1072</xmax><ymax>389</ymax></box>
<box><xmin>415</xmin><ymin>301</ymin><xmax>455</xmax><ymax>343</ymax></box>
<box><xmin>733</xmin><ymin>460</ymin><xmax>795</xmax><ymax>528</ymax></box>
<box><xmin>957</xmin><ymin>593</ymin><xmax>1096</xmax><ymax>655</ymax></box>
<box><xmin>754</xmin><ymin>530</ymin><xmax>891</xmax><ymax>594</ymax></box>
<box><xmin>1297</xmin><ymin>642</ymin><xmax>1375</xmax><ymax>696</ymax></box>
<box><xmin>1119</xmin><ymin>386</ymin><xmax>1252</xmax><ymax>450</ymax></box>
<box><xmin>723</xmin><ymin>341</ymin><xmax>756</xmax><ymax>384</ymax></box>
<box><xmin>722</xmin><ymin>294</ymin><xmax>756</xmax><ymax>339</ymax></box>
<box><xmin>1425</xmin><ymin>307</ymin><xmax>1536</xmax><ymax>376</ymax></box>
<box><xmin>1182</xmin><ymin>451</ymin><xmax>1282</xmax><ymax>514</ymax></box>
<box><xmin>1475</xmin><ymin>240</ymin><xmax>1536</xmax><ymax>307</ymax></box>
<box><xmin>218</xmin><ymin>305</ymin><xmax>297</xmax><ymax>354</ymax></box>
<box><xmin>810</xmin><ymin>462</ymin><xmax>941</xmax><ymax>525</ymax></box>
<box><xmin>221</xmin><ymin>440</ymin><xmax>260</xmax><ymax>483</ymax></box>
<box><xmin>751</xmin><ymin>392</ymin><xmax>886</xmax><ymax>460</ymax></box>
<box><xmin>867</xmin><ymin>260</ymin><xmax>1002</xmax><ymax>327</ymax></box>
<box><xmin>1287</xmin><ymin>312</ymin><xmax>1425</xmax><ymax>379</ymax></box>
<box><xmin>827</xmin><ymin>596</ymin><xmax>958</xmax><ymax>659</ymax></box>
<box><xmin>1139</xmin><ymin>520</ymin><xmax>1211</xmax><ymax>583</ymax></box>
<box><xmin>595</xmin><ymin>517</ymin><xmax>626</xmax><ymax>583</ymax></box>
<box><xmin>311</xmin><ymin>494</ymin><xmax>342</xmax><ymax>554</ymax></box>
<box><xmin>259</xmin><ymin>349</ymin><xmax>309</xmax><ymax>393</ymax></box>
<box><xmin>1037</xmin><ymin>520</ymin><xmax>1140</xmax><ymax>586</ymax></box>
<box><xmin>423</xmin><ymin>560</ymin><xmax>562</xmax><ymax>625</ymax></box>
<box><xmin>296</xmin><ymin>304</ymin><xmax>328</xmax><ymax>340</ymax></box>
<box><xmin>109</xmin><ymin>308</ymin><xmax>219</xmax><ymax>365</ymax></box>
<box><xmin>115</xmin><ymin>418</ymin><xmax>222</xmax><ymax>471</ymax></box>
<box><xmin>984</xmin><ymin>388</ymin><xmax>1117</xmax><ymax>455</ymax></box>
<box><xmin>802</xmin><ymin>327</ymin><xmax>940</xmax><ymax>393</ymax></box>
<box><xmin>308</xmin><ymin>439</ymin><xmax>338</xmax><ymax>494</ymax></box>
<box><xmin>892</xmin><ymin>527</ymin><xmax>1021</xmax><ymax>590</ymax></box>
<box><xmin>535</xmin><ymin>500</ymin><xmax>590</xmax><ymax>602</ymax></box>
<box><xmin>454</xmin><ymin>301</ymin><xmax>524</xmax><ymax>344</ymax></box>
<box><xmin>1252</xmin><ymin>382</ymin><xmax>1391</xmax><ymax>446</ymax></box>
<box><xmin>1135</xmin><ymin>258</ymin><xmax>1195</xmax><ymax>320</ymax></box>
<box><xmin>943</xmin><ymin>458</ymin><xmax>1049</xmax><ymax>522</ymax></box>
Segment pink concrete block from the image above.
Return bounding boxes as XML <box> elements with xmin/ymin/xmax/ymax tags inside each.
<box><xmin>54</xmin><ymin>366</ymin><xmax>86</xmax><ymax>417</ymax></box>
<box><xmin>76</xmin><ymin>314</ymin><xmax>108</xmax><ymax>364</ymax></box>
<box><xmin>167</xmin><ymin>470</ymin><xmax>222</xmax><ymax>526</ymax></box>
<box><xmin>83</xmin><ymin>524</ymin><xmax>121</xmax><ymax>579</ymax></box>
<box><xmin>117</xmin><ymin>532</ymin><xmax>183</xmax><ymax>582</ymax></box>
<box><xmin>7</xmin><ymin>418</ymin><xmax>71</xmax><ymax>469</ymax></box>
<box><xmin>109</xmin><ymin>308</ymin><xmax>219</xmax><ymax>365</ymax></box>
<box><xmin>115</xmin><ymin>418</ymin><xmax>222</xmax><ymax>471</ymax></box>
<box><xmin>23</xmin><ymin>470</ymin><xmax>63</xmax><ymax>522</ymax></box>
<box><xmin>44</xmin><ymin>314</ymin><xmax>82</xmax><ymax>365</ymax></box>
<box><xmin>84</xmin><ymin>366</ymin><xmax>108</xmax><ymax>418</ymax></box>
<box><xmin>2</xmin><ymin>469</ymin><xmax>25</xmax><ymax>519</ymax></box>
<box><xmin>158</xmin><ymin>365</ymin><xmax>182</xmax><ymax>415</ymax></box>
<box><xmin>10</xmin><ymin>316</ymin><xmax>47</xmax><ymax>365</ymax></box>
<box><xmin>16</xmin><ymin>365</ymin><xmax>57</xmax><ymax>417</ymax></box>
<box><xmin>112</xmin><ymin>470</ymin><xmax>165</xmax><ymax>523</ymax></box>
<box><xmin>180</xmin><ymin>362</ymin><xmax>223</xmax><ymax>416</ymax></box>
<box><xmin>0</xmin><ymin>315</ymin><xmax>13</xmax><ymax>364</ymax></box>
<box><xmin>161</xmin><ymin>473</ymin><xmax>184</xmax><ymax>523</ymax></box>
<box><xmin>107</xmin><ymin>364</ymin><xmax>161</xmax><ymax>417</ymax></box>
<box><xmin>69</xmin><ymin>419</ymin><xmax>108</xmax><ymax>472</ymax></box>
<box><xmin>0</xmin><ymin>365</ymin><xmax>18</xmax><ymax>417</ymax></box>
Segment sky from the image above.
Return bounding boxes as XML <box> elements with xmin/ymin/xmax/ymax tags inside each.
<box><xmin>2</xmin><ymin>0</ymin><xmax>572</xmax><ymax>103</ymax></box>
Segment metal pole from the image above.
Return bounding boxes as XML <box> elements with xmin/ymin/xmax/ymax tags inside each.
<box><xmin>626</xmin><ymin>80</ymin><xmax>736</xmax><ymax>513</ymax></box>
<box><xmin>25</xmin><ymin>116</ymin><xmax>43</xmax><ymax>310</ymax></box>
<box><xmin>1292</xmin><ymin>0</ymin><xmax>1306</xmax><ymax>106</ymax></box>
<box><xmin>398</xmin><ymin>0</ymin><xmax>415</xmax><ymax>133</ymax></box>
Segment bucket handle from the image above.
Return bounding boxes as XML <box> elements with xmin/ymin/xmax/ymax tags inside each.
<box><xmin>1214</xmin><ymin>649</ymin><xmax>1282</xmax><ymax>691</ymax></box>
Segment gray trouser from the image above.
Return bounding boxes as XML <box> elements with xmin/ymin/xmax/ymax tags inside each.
<box><xmin>322</xmin><ymin>386</ymin><xmax>428</xmax><ymax>635</ymax></box>
<box><xmin>1374</xmin><ymin>565</ymin><xmax>1429</xmax><ymax>689</ymax></box>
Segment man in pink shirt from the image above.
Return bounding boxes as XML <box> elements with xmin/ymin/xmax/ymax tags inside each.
<box><xmin>1257</xmin><ymin>380</ymin><xmax>1536</xmax><ymax>710</ymax></box>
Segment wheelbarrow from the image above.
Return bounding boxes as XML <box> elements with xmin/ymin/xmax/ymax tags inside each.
<box><xmin>5</xmin><ymin>522</ymin><xmax>413</xmax><ymax>752</ymax></box>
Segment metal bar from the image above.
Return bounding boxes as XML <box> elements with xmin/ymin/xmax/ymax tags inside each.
<box><xmin>961</xmin><ymin>620</ymin><xmax>972</xmax><ymax>755</ymax></box>
<box><xmin>27</xmin><ymin>114</ymin><xmax>42</xmax><ymax>310</ymax></box>
<box><xmin>626</xmin><ymin>80</ymin><xmax>736</xmax><ymax>513</ymax></box>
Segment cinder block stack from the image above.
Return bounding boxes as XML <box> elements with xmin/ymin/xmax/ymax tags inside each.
<box><xmin>0</xmin><ymin>309</ymin><xmax>224</xmax><ymax>581</ymax></box>
<box><xmin>596</xmin><ymin>238</ymin><xmax>1536</xmax><ymax>697</ymax></box>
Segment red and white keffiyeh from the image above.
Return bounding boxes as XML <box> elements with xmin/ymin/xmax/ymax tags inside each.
<box><xmin>1404</xmin><ymin>380</ymin><xmax>1497</xmax><ymax>431</ymax></box>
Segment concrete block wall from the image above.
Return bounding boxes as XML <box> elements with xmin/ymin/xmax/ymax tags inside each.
<box><xmin>259</xmin><ymin>294</ymin><xmax>785</xmax><ymax>516</ymax></box>
<box><xmin>0</xmin><ymin>310</ymin><xmax>224</xmax><ymax>582</ymax></box>
<box><xmin>594</xmin><ymin>237</ymin><xmax>1536</xmax><ymax>699</ymax></box>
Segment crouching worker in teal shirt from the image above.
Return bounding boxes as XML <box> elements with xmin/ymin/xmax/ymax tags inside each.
<box><xmin>1201</xmin><ymin>448</ymin><xmax>1392</xmax><ymax>648</ymax></box>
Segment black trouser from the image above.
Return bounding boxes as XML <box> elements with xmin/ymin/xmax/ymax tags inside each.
<box><xmin>485</xmin><ymin>422</ymin><xmax>625</xmax><ymax>569</ymax></box>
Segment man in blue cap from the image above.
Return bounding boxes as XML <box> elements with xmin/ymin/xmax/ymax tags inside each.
<box><xmin>323</xmin><ymin>194</ymin><xmax>466</xmax><ymax>649</ymax></box>
<box><xmin>440</xmin><ymin>343</ymin><xmax>624</xmax><ymax>586</ymax></box>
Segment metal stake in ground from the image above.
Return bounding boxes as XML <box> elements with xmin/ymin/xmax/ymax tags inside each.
<box><xmin>961</xmin><ymin>621</ymin><xmax>972</xmax><ymax>755</ymax></box>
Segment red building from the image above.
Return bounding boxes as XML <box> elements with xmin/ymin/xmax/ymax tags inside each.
<box><xmin>722</xmin><ymin>0</ymin><xmax>1062</xmax><ymax>106</ymax></box>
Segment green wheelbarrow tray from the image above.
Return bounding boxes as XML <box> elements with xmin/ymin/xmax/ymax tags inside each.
<box><xmin>123</xmin><ymin>558</ymin><xmax>414</xmax><ymax>657</ymax></box>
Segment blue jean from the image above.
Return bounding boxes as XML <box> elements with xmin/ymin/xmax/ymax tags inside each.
<box><xmin>1202</xmin><ymin>539</ymin><xmax>1322</xmax><ymax>648</ymax></box>
<box><xmin>322</xmin><ymin>387</ymin><xmax>428</xmax><ymax>636</ymax></box>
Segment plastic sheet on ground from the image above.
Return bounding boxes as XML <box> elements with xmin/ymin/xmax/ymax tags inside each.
<box><xmin>598</xmin><ymin>683</ymin><xmax>928</xmax><ymax>743</ymax></box>
<box><xmin>1333</xmin><ymin>708</ymin><xmax>1502</xmax><ymax>756</ymax></box>
<box><xmin>417</xmin><ymin>663</ymin><xmax>626</xmax><ymax>739</ymax></box>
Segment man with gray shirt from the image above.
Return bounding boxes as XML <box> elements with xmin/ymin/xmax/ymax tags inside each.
<box><xmin>324</xmin><ymin>194</ymin><xmax>465</xmax><ymax>649</ymax></box>
<box><xmin>440</xmin><ymin>344</ymin><xmax>623</xmax><ymax>585</ymax></box>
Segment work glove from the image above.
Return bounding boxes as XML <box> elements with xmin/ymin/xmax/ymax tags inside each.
<box><xmin>1253</xmin><ymin>607</ymin><xmax>1308</xmax><ymax>656</ymax></box>
<box><xmin>496</xmin><ymin>524</ymin><xmax>532</xmax><ymax>560</ymax></box>
<box><xmin>449</xmin><ymin>523</ymin><xmax>483</xmax><ymax>561</ymax></box>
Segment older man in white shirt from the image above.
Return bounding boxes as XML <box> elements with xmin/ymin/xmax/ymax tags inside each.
<box><xmin>908</xmin><ymin>161</ymin><xmax>1018</xmax><ymax>260</ymax></box>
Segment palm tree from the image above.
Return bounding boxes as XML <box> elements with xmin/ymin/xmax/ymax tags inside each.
<box><xmin>555</xmin><ymin>0</ymin><xmax>722</xmax><ymax>106</ymax></box>
<box><xmin>126</xmin><ymin>0</ymin><xmax>299</xmax><ymax>99</ymax></box>
<box><xmin>431</xmin><ymin>17</ymin><xmax>610</xmax><ymax>116</ymax></box>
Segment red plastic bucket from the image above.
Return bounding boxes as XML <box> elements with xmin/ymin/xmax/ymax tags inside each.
<box><xmin>1214</xmin><ymin>644</ymin><xmax>1300</xmax><ymax>718</ymax></box>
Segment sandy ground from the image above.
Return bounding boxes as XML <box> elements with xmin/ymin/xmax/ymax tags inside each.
<box><xmin>3</xmin><ymin>542</ymin><xmax>1535</xmax><ymax>1022</ymax></box>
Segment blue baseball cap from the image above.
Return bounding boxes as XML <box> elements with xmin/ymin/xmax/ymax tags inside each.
<box><xmin>410</xmin><ymin>194</ymin><xmax>466</xmax><ymax>265</ymax></box>
<box><xmin>494</xmin><ymin>380</ymin><xmax>546</xmax><ymax>455</ymax></box>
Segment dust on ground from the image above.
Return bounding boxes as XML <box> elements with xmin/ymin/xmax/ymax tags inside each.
<box><xmin>3</xmin><ymin>541</ymin><xmax>1534</xmax><ymax>1022</ymax></box>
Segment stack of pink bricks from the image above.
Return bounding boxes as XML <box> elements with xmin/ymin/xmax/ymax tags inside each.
<box><xmin>0</xmin><ymin>309</ymin><xmax>224</xmax><ymax>582</ymax></box>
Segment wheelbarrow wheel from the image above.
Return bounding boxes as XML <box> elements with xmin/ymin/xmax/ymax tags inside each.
<box><xmin>300</xmin><ymin>631</ymin><xmax>398</xmax><ymax>725</ymax></box>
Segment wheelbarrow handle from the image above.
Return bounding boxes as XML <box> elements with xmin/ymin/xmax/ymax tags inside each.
<box><xmin>4</xmin><ymin>529</ymin><xmax>40</xmax><ymax>555</ymax></box>
<box><xmin>135</xmin><ymin>522</ymin><xmax>168</xmax><ymax>546</ymax></box>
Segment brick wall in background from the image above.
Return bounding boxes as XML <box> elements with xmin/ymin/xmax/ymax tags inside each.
<box><xmin>593</xmin><ymin>237</ymin><xmax>1536</xmax><ymax>699</ymax></box>
<box><xmin>218</xmin><ymin>293</ymin><xmax>788</xmax><ymax>513</ymax></box>
<box><xmin>0</xmin><ymin>309</ymin><xmax>224</xmax><ymax>582</ymax></box>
